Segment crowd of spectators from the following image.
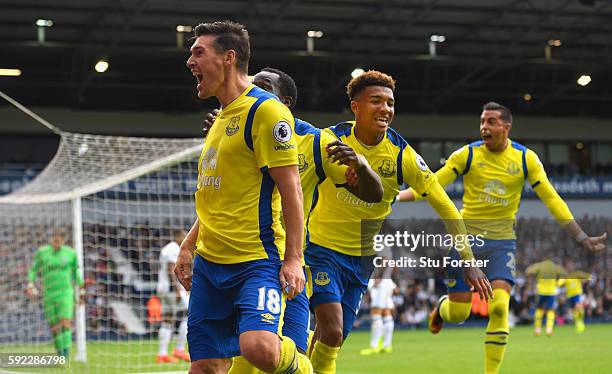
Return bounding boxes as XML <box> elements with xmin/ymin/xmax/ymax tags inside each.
<box><xmin>2</xmin><ymin>215</ymin><xmax>610</xmax><ymax>341</ymax></box>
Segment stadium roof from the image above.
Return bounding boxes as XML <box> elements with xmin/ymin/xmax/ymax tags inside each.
<box><xmin>1</xmin><ymin>0</ymin><xmax>611</xmax><ymax>117</ymax></box>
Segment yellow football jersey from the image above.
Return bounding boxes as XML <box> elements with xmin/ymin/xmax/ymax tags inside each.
<box><xmin>308</xmin><ymin>121</ymin><xmax>437</xmax><ymax>256</ymax></box>
<box><xmin>421</xmin><ymin>139</ymin><xmax>573</xmax><ymax>239</ymax></box>
<box><xmin>528</xmin><ymin>260</ymin><xmax>566</xmax><ymax>296</ymax></box>
<box><xmin>559</xmin><ymin>271</ymin><xmax>590</xmax><ymax>297</ymax></box>
<box><xmin>194</xmin><ymin>85</ymin><xmax>298</xmax><ymax>264</ymax></box>
<box><xmin>295</xmin><ymin>118</ymin><xmax>348</xmax><ymax>226</ymax></box>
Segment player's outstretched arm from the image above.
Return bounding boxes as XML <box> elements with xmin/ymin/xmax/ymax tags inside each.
<box><xmin>269</xmin><ymin>165</ymin><xmax>305</xmax><ymax>300</ymax></box>
<box><xmin>531</xmin><ymin>174</ymin><xmax>607</xmax><ymax>253</ymax></box>
<box><xmin>174</xmin><ymin>218</ymin><xmax>198</xmax><ymax>291</ymax></box>
<box><xmin>326</xmin><ymin>140</ymin><xmax>383</xmax><ymax>203</ymax></box>
<box><xmin>527</xmin><ymin>149</ymin><xmax>607</xmax><ymax>252</ymax></box>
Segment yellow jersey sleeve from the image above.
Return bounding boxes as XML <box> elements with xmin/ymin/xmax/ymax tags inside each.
<box><xmin>410</xmin><ymin>145</ymin><xmax>464</xmax><ymax>201</ymax></box>
<box><xmin>401</xmin><ymin>144</ymin><xmax>437</xmax><ymax>196</ymax></box>
<box><xmin>252</xmin><ymin>99</ymin><xmax>298</xmax><ymax>169</ymax></box>
<box><xmin>444</xmin><ymin>145</ymin><xmax>470</xmax><ymax>176</ymax></box>
<box><xmin>320</xmin><ymin>129</ymin><xmax>349</xmax><ymax>185</ymax></box>
<box><xmin>527</xmin><ymin>149</ymin><xmax>574</xmax><ymax>225</ymax></box>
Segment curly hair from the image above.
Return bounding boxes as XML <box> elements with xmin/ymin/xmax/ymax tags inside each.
<box><xmin>346</xmin><ymin>70</ymin><xmax>395</xmax><ymax>100</ymax></box>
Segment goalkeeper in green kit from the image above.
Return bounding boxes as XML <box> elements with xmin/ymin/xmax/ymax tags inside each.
<box><xmin>27</xmin><ymin>229</ymin><xmax>84</xmax><ymax>358</ymax></box>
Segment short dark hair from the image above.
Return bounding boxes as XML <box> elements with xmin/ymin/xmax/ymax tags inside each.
<box><xmin>261</xmin><ymin>67</ymin><xmax>298</xmax><ymax>109</ymax></box>
<box><xmin>482</xmin><ymin>101</ymin><xmax>513</xmax><ymax>124</ymax></box>
<box><xmin>194</xmin><ymin>20</ymin><xmax>250</xmax><ymax>73</ymax></box>
<box><xmin>346</xmin><ymin>70</ymin><xmax>395</xmax><ymax>100</ymax></box>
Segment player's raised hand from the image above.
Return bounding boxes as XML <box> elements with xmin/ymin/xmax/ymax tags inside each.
<box><xmin>326</xmin><ymin>140</ymin><xmax>366</xmax><ymax>170</ymax></box>
<box><xmin>580</xmin><ymin>232</ymin><xmax>607</xmax><ymax>253</ymax></box>
<box><xmin>201</xmin><ymin>109</ymin><xmax>220</xmax><ymax>137</ymax></box>
<box><xmin>279</xmin><ymin>257</ymin><xmax>304</xmax><ymax>300</ymax></box>
<box><xmin>463</xmin><ymin>267</ymin><xmax>494</xmax><ymax>300</ymax></box>
<box><xmin>174</xmin><ymin>246</ymin><xmax>194</xmax><ymax>291</ymax></box>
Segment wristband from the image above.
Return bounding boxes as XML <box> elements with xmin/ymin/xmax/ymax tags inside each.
<box><xmin>574</xmin><ymin>231</ymin><xmax>588</xmax><ymax>243</ymax></box>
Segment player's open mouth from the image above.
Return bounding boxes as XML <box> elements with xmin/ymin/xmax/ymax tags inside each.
<box><xmin>192</xmin><ymin>72</ymin><xmax>203</xmax><ymax>85</ymax></box>
<box><xmin>482</xmin><ymin>133</ymin><xmax>492</xmax><ymax>140</ymax></box>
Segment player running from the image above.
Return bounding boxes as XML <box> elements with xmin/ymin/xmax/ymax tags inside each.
<box><xmin>558</xmin><ymin>261</ymin><xmax>591</xmax><ymax>334</ymax></box>
<box><xmin>398</xmin><ymin>101</ymin><xmax>607</xmax><ymax>373</ymax></box>
<box><xmin>176</xmin><ymin>21</ymin><xmax>310</xmax><ymax>374</ymax></box>
<box><xmin>306</xmin><ymin>70</ymin><xmax>492</xmax><ymax>374</ymax></box>
<box><xmin>155</xmin><ymin>230</ymin><xmax>190</xmax><ymax>363</ymax></box>
<box><xmin>203</xmin><ymin>67</ymin><xmax>383</xmax><ymax>373</ymax></box>
<box><xmin>27</xmin><ymin>229</ymin><xmax>84</xmax><ymax>359</ymax></box>
<box><xmin>526</xmin><ymin>259</ymin><xmax>566</xmax><ymax>336</ymax></box>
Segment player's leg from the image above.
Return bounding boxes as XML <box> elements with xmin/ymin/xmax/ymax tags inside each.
<box><xmin>187</xmin><ymin>256</ymin><xmax>236</xmax><ymax>373</ymax></box>
<box><xmin>570</xmin><ymin>296</ymin><xmax>586</xmax><ymax>333</ymax></box>
<box><xmin>43</xmin><ymin>299</ymin><xmax>64</xmax><ymax>356</ymax></box>
<box><xmin>534</xmin><ymin>295</ymin><xmax>545</xmax><ymax>336</ymax></box>
<box><xmin>55</xmin><ymin>294</ymin><xmax>75</xmax><ymax>358</ymax></box>
<box><xmin>360</xmin><ymin>307</ymin><xmax>382</xmax><ymax>355</ymax></box>
<box><xmin>485</xmin><ymin>280</ymin><xmax>512</xmax><ymax>374</ymax></box>
<box><xmin>311</xmin><ymin>303</ymin><xmax>343</xmax><ymax>374</ymax></box>
<box><xmin>381</xmin><ymin>308</ymin><xmax>394</xmax><ymax>353</ymax></box>
<box><xmin>173</xmin><ymin>294</ymin><xmax>190</xmax><ymax>361</ymax></box>
<box><xmin>544</xmin><ymin>298</ymin><xmax>556</xmax><ymax>336</ymax></box>
<box><xmin>305</xmin><ymin>244</ymin><xmax>346</xmax><ymax>374</ymax></box>
<box><xmin>482</xmin><ymin>242</ymin><xmax>515</xmax><ymax>374</ymax></box>
<box><xmin>236</xmin><ymin>259</ymin><xmax>312</xmax><ymax>374</ymax></box>
<box><xmin>157</xmin><ymin>295</ymin><xmax>179</xmax><ymax>363</ymax></box>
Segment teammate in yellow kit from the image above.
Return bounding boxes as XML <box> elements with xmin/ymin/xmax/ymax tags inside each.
<box><xmin>398</xmin><ymin>101</ymin><xmax>607</xmax><ymax>373</ymax></box>
<box><xmin>202</xmin><ymin>67</ymin><xmax>383</xmax><ymax>374</ymax></box>
<box><xmin>526</xmin><ymin>259</ymin><xmax>566</xmax><ymax>336</ymax></box>
<box><xmin>175</xmin><ymin>21</ymin><xmax>310</xmax><ymax>374</ymax></box>
<box><xmin>306</xmin><ymin>70</ymin><xmax>492</xmax><ymax>374</ymax></box>
<box><xmin>558</xmin><ymin>261</ymin><xmax>591</xmax><ymax>333</ymax></box>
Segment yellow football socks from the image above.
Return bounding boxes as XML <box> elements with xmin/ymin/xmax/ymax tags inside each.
<box><xmin>274</xmin><ymin>336</ymin><xmax>313</xmax><ymax>374</ymax></box>
<box><xmin>440</xmin><ymin>298</ymin><xmax>472</xmax><ymax>323</ymax></box>
<box><xmin>310</xmin><ymin>340</ymin><xmax>340</xmax><ymax>374</ymax></box>
<box><xmin>228</xmin><ymin>356</ymin><xmax>259</xmax><ymax>374</ymax></box>
<box><xmin>484</xmin><ymin>289</ymin><xmax>510</xmax><ymax>374</ymax></box>
<box><xmin>546</xmin><ymin>310</ymin><xmax>555</xmax><ymax>334</ymax></box>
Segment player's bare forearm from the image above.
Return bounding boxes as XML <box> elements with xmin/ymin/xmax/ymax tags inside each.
<box><xmin>327</xmin><ymin>141</ymin><xmax>383</xmax><ymax>203</ymax></box>
<box><xmin>174</xmin><ymin>218</ymin><xmax>198</xmax><ymax>291</ymax></box>
<box><xmin>396</xmin><ymin>188</ymin><xmax>416</xmax><ymax>202</ymax></box>
<box><xmin>268</xmin><ymin>165</ymin><xmax>305</xmax><ymax>298</ymax></box>
<box><xmin>345</xmin><ymin>155</ymin><xmax>383</xmax><ymax>203</ymax></box>
<box><xmin>562</xmin><ymin>220</ymin><xmax>607</xmax><ymax>252</ymax></box>
<box><xmin>269</xmin><ymin>165</ymin><xmax>304</xmax><ymax>262</ymax></box>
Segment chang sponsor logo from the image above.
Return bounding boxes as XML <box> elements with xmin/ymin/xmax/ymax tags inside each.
<box><xmin>478</xmin><ymin>179</ymin><xmax>509</xmax><ymax>206</ymax></box>
<box><xmin>197</xmin><ymin>147</ymin><xmax>222</xmax><ymax>190</ymax></box>
<box><xmin>336</xmin><ymin>190</ymin><xmax>374</xmax><ymax>208</ymax></box>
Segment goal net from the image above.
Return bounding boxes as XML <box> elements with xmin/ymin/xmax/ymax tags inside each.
<box><xmin>0</xmin><ymin>131</ymin><xmax>202</xmax><ymax>373</ymax></box>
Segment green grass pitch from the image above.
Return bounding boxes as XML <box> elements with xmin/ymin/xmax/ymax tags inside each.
<box><xmin>3</xmin><ymin>324</ymin><xmax>611</xmax><ymax>373</ymax></box>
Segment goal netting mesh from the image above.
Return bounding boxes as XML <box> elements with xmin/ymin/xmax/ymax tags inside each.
<box><xmin>0</xmin><ymin>131</ymin><xmax>202</xmax><ymax>373</ymax></box>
